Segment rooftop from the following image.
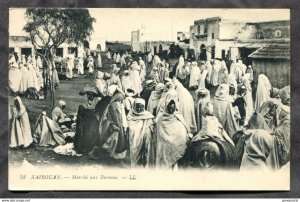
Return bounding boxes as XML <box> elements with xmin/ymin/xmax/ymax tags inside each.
<box><xmin>248</xmin><ymin>42</ymin><xmax>290</xmax><ymax>59</ymax></box>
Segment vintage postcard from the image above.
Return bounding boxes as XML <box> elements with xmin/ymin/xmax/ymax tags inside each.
<box><xmin>8</xmin><ymin>8</ymin><xmax>290</xmax><ymax>190</ymax></box>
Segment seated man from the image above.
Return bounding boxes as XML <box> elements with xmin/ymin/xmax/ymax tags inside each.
<box><xmin>51</xmin><ymin>100</ymin><xmax>71</xmax><ymax>127</ymax></box>
<box><xmin>34</xmin><ymin>111</ymin><xmax>66</xmax><ymax>147</ymax></box>
<box><xmin>26</xmin><ymin>87</ymin><xmax>40</xmax><ymax>100</ymax></box>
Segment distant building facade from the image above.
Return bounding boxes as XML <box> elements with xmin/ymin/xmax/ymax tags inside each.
<box><xmin>177</xmin><ymin>32</ymin><xmax>191</xmax><ymax>60</ymax></box>
<box><xmin>177</xmin><ymin>32</ymin><xmax>190</xmax><ymax>42</ymax></box>
<box><xmin>106</xmin><ymin>41</ymin><xmax>132</xmax><ymax>52</ymax></box>
<box><xmin>131</xmin><ymin>30</ymin><xmax>141</xmax><ymax>52</ymax></box>
<box><xmin>131</xmin><ymin>30</ymin><xmax>174</xmax><ymax>54</ymax></box>
<box><xmin>232</xmin><ymin>20</ymin><xmax>290</xmax><ymax>62</ymax></box>
<box><xmin>189</xmin><ymin>17</ymin><xmax>290</xmax><ymax>62</ymax></box>
<box><xmin>189</xmin><ymin>17</ymin><xmax>247</xmax><ymax>61</ymax></box>
<box><xmin>9</xmin><ymin>36</ymin><xmax>85</xmax><ymax>59</ymax></box>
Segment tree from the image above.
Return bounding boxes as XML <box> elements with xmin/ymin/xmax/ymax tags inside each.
<box><xmin>23</xmin><ymin>8</ymin><xmax>96</xmax><ymax>108</ymax></box>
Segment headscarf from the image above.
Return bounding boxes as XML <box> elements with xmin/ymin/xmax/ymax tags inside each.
<box><xmin>13</xmin><ymin>96</ymin><xmax>27</xmax><ymax>116</ymax></box>
<box><xmin>242</xmin><ymin>73</ymin><xmax>252</xmax><ymax>86</ymax></box>
<box><xmin>156</xmin><ymin>81</ymin><xmax>178</xmax><ymax>113</ymax></box>
<box><xmin>150</xmin><ymin>83</ymin><xmax>164</xmax><ymax>101</ymax></box>
<box><xmin>127</xmin><ymin>98</ymin><xmax>154</xmax><ymax>121</ymax></box>
<box><xmin>195</xmin><ymin>88</ymin><xmax>211</xmax><ymax>107</ymax></box>
<box><xmin>164</xmin><ymin>81</ymin><xmax>175</xmax><ymax>91</ymax></box>
<box><xmin>258</xmin><ymin>99</ymin><xmax>281</xmax><ymax>118</ymax></box>
<box><xmin>164</xmin><ymin>78</ymin><xmax>172</xmax><ymax>84</ymax></box>
<box><xmin>221</xmin><ymin>60</ymin><xmax>227</xmax><ymax>71</ymax></box>
<box><xmin>111</xmin><ymin>90</ymin><xmax>126</xmax><ymax>103</ymax></box>
<box><xmin>193</xmin><ymin>102</ymin><xmax>235</xmax><ymax>146</ymax></box>
<box><xmin>218</xmin><ymin>60</ymin><xmax>228</xmax><ymax>84</ymax></box>
<box><xmin>255</xmin><ymin>74</ymin><xmax>272</xmax><ymax>110</ymax></box>
<box><xmin>176</xmin><ymin>60</ymin><xmax>186</xmax><ymax>79</ymax></box>
<box><xmin>155</xmin><ymin>83</ymin><xmax>165</xmax><ymax>91</ymax></box>
<box><xmin>197</xmin><ymin>88</ymin><xmax>210</xmax><ymax>100</ymax></box>
<box><xmin>257</xmin><ymin>99</ymin><xmax>281</xmax><ymax>131</ymax></box>
<box><xmin>240</xmin><ymin>129</ymin><xmax>274</xmax><ymax>170</ymax></box>
<box><xmin>96</xmin><ymin>71</ymin><xmax>104</xmax><ymax>79</ymax></box>
<box><xmin>271</xmin><ymin>87</ymin><xmax>280</xmax><ymax>99</ymax></box>
<box><xmin>104</xmin><ymin>72</ymin><xmax>111</xmax><ymax>79</ymax></box>
<box><xmin>179</xmin><ymin>55</ymin><xmax>184</xmax><ymax>65</ymax></box>
<box><xmin>130</xmin><ymin>61</ymin><xmax>139</xmax><ymax>71</ymax></box>
<box><xmin>156</xmin><ymin>98</ymin><xmax>189</xmax><ymax>169</ymax></box>
<box><xmin>202</xmin><ymin>102</ymin><xmax>214</xmax><ymax>116</ymax></box>
<box><xmin>145</xmin><ymin>80</ymin><xmax>155</xmax><ymax>88</ymax></box>
<box><xmin>279</xmin><ymin>86</ymin><xmax>290</xmax><ymax>106</ymax></box>
<box><xmin>214</xmin><ymin>83</ymin><xmax>230</xmax><ymax>101</ymax></box>
<box><xmin>210</xmin><ymin>60</ymin><xmax>221</xmax><ymax>86</ymax></box>
<box><xmin>228</xmin><ymin>74</ymin><xmax>237</xmax><ymax>92</ymax></box>
<box><xmin>205</xmin><ymin>60</ymin><xmax>213</xmax><ymax>84</ymax></box>
<box><xmin>247</xmin><ymin>111</ymin><xmax>271</xmax><ymax>132</ymax></box>
<box><xmin>58</xmin><ymin>100</ymin><xmax>66</xmax><ymax>109</ymax></box>
<box><xmin>123</xmin><ymin>70</ymin><xmax>129</xmax><ymax>76</ymax></box>
<box><xmin>162</xmin><ymin>98</ymin><xmax>186</xmax><ymax>128</ymax></box>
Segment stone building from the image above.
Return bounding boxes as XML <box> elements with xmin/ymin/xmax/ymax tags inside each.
<box><xmin>230</xmin><ymin>20</ymin><xmax>290</xmax><ymax>62</ymax></box>
<box><xmin>189</xmin><ymin>17</ymin><xmax>246</xmax><ymax>61</ymax></box>
<box><xmin>189</xmin><ymin>17</ymin><xmax>290</xmax><ymax>62</ymax></box>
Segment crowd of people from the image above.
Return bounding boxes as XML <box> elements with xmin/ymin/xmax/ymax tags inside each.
<box><xmin>8</xmin><ymin>54</ymin><xmax>55</xmax><ymax>99</ymax></box>
<box><xmin>8</xmin><ymin>51</ymin><xmax>290</xmax><ymax>172</ymax></box>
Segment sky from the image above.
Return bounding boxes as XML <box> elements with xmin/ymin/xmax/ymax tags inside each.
<box><xmin>9</xmin><ymin>8</ymin><xmax>290</xmax><ymax>42</ymax></box>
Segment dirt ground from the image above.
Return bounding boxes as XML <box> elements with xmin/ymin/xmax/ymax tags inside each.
<box><xmin>9</xmin><ymin>54</ymin><xmax>180</xmax><ymax>168</ymax></box>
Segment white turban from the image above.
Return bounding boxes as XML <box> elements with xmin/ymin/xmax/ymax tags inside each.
<box><xmin>58</xmin><ymin>100</ymin><xmax>66</xmax><ymax>108</ymax></box>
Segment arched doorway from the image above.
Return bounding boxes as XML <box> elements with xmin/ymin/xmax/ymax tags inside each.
<box><xmin>200</xmin><ymin>44</ymin><xmax>207</xmax><ymax>61</ymax></box>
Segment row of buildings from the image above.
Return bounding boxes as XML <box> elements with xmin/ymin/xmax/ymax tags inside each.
<box><xmin>9</xmin><ymin>36</ymin><xmax>85</xmax><ymax>59</ymax></box>
<box><xmin>129</xmin><ymin>17</ymin><xmax>290</xmax><ymax>88</ymax></box>
<box><xmin>183</xmin><ymin>17</ymin><xmax>290</xmax><ymax>62</ymax></box>
<box><xmin>176</xmin><ymin>17</ymin><xmax>290</xmax><ymax>88</ymax></box>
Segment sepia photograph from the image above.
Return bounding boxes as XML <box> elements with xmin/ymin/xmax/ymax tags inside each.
<box><xmin>8</xmin><ymin>8</ymin><xmax>290</xmax><ymax>191</ymax></box>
